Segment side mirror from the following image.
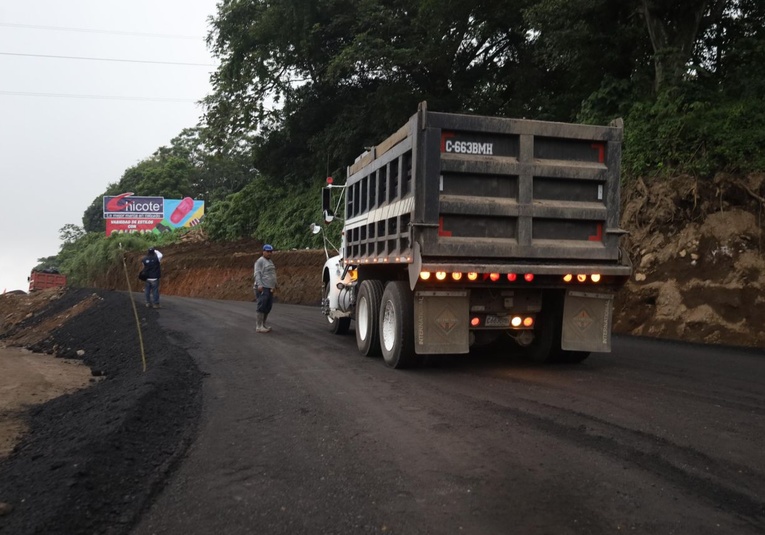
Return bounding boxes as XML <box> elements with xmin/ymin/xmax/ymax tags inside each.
<box><xmin>322</xmin><ymin>187</ymin><xmax>334</xmax><ymax>223</ymax></box>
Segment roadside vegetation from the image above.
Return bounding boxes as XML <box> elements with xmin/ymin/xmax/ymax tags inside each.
<box><xmin>37</xmin><ymin>0</ymin><xmax>765</xmax><ymax>286</ymax></box>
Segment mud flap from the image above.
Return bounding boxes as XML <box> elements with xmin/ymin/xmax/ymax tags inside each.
<box><xmin>562</xmin><ymin>290</ymin><xmax>614</xmax><ymax>352</ymax></box>
<box><xmin>414</xmin><ymin>291</ymin><xmax>469</xmax><ymax>354</ymax></box>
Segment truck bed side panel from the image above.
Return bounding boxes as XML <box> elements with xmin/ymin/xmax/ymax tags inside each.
<box><xmin>345</xmin><ymin>108</ymin><xmax>626</xmax><ymax>268</ymax></box>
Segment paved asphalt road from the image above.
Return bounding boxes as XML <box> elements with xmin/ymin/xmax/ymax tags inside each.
<box><xmin>133</xmin><ymin>295</ymin><xmax>765</xmax><ymax>535</ymax></box>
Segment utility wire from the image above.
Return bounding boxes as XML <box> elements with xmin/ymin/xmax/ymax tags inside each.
<box><xmin>0</xmin><ymin>90</ymin><xmax>199</xmax><ymax>103</ymax></box>
<box><xmin>0</xmin><ymin>22</ymin><xmax>202</xmax><ymax>40</ymax></box>
<box><xmin>0</xmin><ymin>51</ymin><xmax>215</xmax><ymax>67</ymax></box>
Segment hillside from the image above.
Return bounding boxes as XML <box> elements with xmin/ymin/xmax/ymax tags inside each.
<box><xmin>86</xmin><ymin>173</ymin><xmax>765</xmax><ymax>351</ymax></box>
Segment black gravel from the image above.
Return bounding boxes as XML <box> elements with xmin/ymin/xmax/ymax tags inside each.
<box><xmin>0</xmin><ymin>288</ymin><xmax>203</xmax><ymax>535</ymax></box>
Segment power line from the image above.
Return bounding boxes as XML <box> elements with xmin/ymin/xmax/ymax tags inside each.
<box><xmin>0</xmin><ymin>51</ymin><xmax>215</xmax><ymax>67</ymax></box>
<box><xmin>0</xmin><ymin>90</ymin><xmax>200</xmax><ymax>103</ymax></box>
<box><xmin>0</xmin><ymin>22</ymin><xmax>203</xmax><ymax>40</ymax></box>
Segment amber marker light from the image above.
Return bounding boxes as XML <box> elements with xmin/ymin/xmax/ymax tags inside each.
<box><xmin>436</xmin><ymin>271</ymin><xmax>447</xmax><ymax>281</ymax></box>
<box><xmin>511</xmin><ymin>316</ymin><xmax>522</xmax><ymax>327</ymax></box>
<box><xmin>523</xmin><ymin>316</ymin><xmax>534</xmax><ymax>327</ymax></box>
<box><xmin>524</xmin><ymin>273</ymin><xmax>534</xmax><ymax>282</ymax></box>
<box><xmin>420</xmin><ymin>271</ymin><xmax>431</xmax><ymax>280</ymax></box>
<box><xmin>467</xmin><ymin>272</ymin><xmax>479</xmax><ymax>281</ymax></box>
<box><xmin>591</xmin><ymin>274</ymin><xmax>601</xmax><ymax>283</ymax></box>
<box><xmin>490</xmin><ymin>272</ymin><xmax>500</xmax><ymax>282</ymax></box>
<box><xmin>507</xmin><ymin>273</ymin><xmax>517</xmax><ymax>282</ymax></box>
<box><xmin>470</xmin><ymin>317</ymin><xmax>481</xmax><ymax>326</ymax></box>
<box><xmin>452</xmin><ymin>272</ymin><xmax>463</xmax><ymax>281</ymax></box>
<box><xmin>563</xmin><ymin>274</ymin><xmax>573</xmax><ymax>283</ymax></box>
<box><xmin>577</xmin><ymin>274</ymin><xmax>587</xmax><ymax>282</ymax></box>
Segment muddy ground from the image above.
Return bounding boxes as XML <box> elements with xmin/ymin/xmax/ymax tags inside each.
<box><xmin>1</xmin><ymin>172</ymin><xmax>764</xmax><ymax>533</ymax></box>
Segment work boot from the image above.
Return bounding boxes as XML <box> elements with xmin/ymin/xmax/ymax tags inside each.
<box><xmin>256</xmin><ymin>313</ymin><xmax>271</xmax><ymax>333</ymax></box>
<box><xmin>263</xmin><ymin>313</ymin><xmax>272</xmax><ymax>331</ymax></box>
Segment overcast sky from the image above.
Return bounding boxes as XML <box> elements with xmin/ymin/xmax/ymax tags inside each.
<box><xmin>0</xmin><ymin>0</ymin><xmax>220</xmax><ymax>292</ymax></box>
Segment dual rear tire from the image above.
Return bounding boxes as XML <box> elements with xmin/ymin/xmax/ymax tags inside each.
<box><xmin>516</xmin><ymin>291</ymin><xmax>590</xmax><ymax>364</ymax></box>
<box><xmin>379</xmin><ymin>282</ymin><xmax>420</xmax><ymax>369</ymax></box>
<box><xmin>355</xmin><ymin>280</ymin><xmax>419</xmax><ymax>369</ymax></box>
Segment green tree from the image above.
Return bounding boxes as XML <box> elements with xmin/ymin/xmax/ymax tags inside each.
<box><xmin>641</xmin><ymin>0</ymin><xmax>729</xmax><ymax>91</ymax></box>
<box><xmin>59</xmin><ymin>223</ymin><xmax>85</xmax><ymax>245</ymax></box>
<box><xmin>524</xmin><ymin>0</ymin><xmax>651</xmax><ymax>122</ymax></box>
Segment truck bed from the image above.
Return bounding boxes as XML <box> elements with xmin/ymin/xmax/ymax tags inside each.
<box><xmin>343</xmin><ymin>103</ymin><xmax>629</xmax><ymax>274</ymax></box>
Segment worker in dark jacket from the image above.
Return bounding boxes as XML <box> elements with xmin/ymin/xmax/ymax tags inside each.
<box><xmin>141</xmin><ymin>248</ymin><xmax>162</xmax><ymax>308</ymax></box>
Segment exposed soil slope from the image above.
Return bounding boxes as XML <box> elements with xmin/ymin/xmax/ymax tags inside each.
<box><xmin>615</xmin><ymin>172</ymin><xmax>765</xmax><ymax>348</ymax></box>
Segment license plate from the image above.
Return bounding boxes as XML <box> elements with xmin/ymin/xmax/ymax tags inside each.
<box><xmin>484</xmin><ymin>315</ymin><xmax>510</xmax><ymax>327</ymax></box>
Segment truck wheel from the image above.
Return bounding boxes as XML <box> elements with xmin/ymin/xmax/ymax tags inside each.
<box><xmin>356</xmin><ymin>280</ymin><xmax>383</xmax><ymax>356</ymax></box>
<box><xmin>323</xmin><ymin>280</ymin><xmax>350</xmax><ymax>334</ymax></box>
<box><xmin>517</xmin><ymin>293</ymin><xmax>561</xmax><ymax>364</ymax></box>
<box><xmin>517</xmin><ymin>320</ymin><xmax>555</xmax><ymax>363</ymax></box>
<box><xmin>379</xmin><ymin>281</ymin><xmax>420</xmax><ymax>369</ymax></box>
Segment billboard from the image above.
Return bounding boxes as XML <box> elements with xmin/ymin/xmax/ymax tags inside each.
<box><xmin>103</xmin><ymin>192</ymin><xmax>204</xmax><ymax>236</ymax></box>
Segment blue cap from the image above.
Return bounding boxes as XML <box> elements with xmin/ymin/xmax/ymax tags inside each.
<box><xmin>263</xmin><ymin>244</ymin><xmax>273</xmax><ymax>251</ymax></box>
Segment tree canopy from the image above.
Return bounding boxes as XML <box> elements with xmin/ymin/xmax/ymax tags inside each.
<box><xmin>60</xmin><ymin>0</ymin><xmax>764</xmax><ymax>277</ymax></box>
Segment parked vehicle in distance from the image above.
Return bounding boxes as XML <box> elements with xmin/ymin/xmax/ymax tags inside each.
<box><xmin>28</xmin><ymin>269</ymin><xmax>67</xmax><ymax>292</ymax></box>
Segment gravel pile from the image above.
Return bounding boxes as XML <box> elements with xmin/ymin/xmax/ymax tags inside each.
<box><xmin>0</xmin><ymin>288</ymin><xmax>202</xmax><ymax>535</ymax></box>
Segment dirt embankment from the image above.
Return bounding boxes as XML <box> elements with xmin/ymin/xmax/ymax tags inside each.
<box><xmin>614</xmin><ymin>172</ymin><xmax>765</xmax><ymax>348</ymax></box>
<box><xmin>94</xmin><ymin>240</ymin><xmax>327</xmax><ymax>307</ymax></box>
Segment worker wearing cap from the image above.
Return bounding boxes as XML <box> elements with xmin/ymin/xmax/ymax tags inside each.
<box><xmin>254</xmin><ymin>244</ymin><xmax>277</xmax><ymax>333</ymax></box>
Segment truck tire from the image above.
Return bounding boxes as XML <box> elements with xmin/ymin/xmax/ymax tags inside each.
<box><xmin>517</xmin><ymin>292</ymin><xmax>561</xmax><ymax>364</ymax></box>
<box><xmin>356</xmin><ymin>280</ymin><xmax>383</xmax><ymax>356</ymax></box>
<box><xmin>517</xmin><ymin>317</ymin><xmax>555</xmax><ymax>363</ymax></box>
<box><xmin>379</xmin><ymin>281</ymin><xmax>420</xmax><ymax>369</ymax></box>
<box><xmin>323</xmin><ymin>280</ymin><xmax>350</xmax><ymax>335</ymax></box>
<box><xmin>519</xmin><ymin>292</ymin><xmax>591</xmax><ymax>364</ymax></box>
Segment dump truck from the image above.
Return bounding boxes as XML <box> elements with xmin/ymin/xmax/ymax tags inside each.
<box><xmin>28</xmin><ymin>269</ymin><xmax>67</xmax><ymax>292</ymax></box>
<box><xmin>319</xmin><ymin>102</ymin><xmax>632</xmax><ymax>368</ymax></box>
